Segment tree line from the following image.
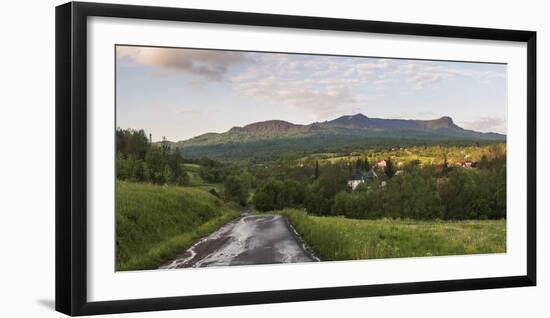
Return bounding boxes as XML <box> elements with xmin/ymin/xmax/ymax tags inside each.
<box><xmin>116</xmin><ymin>128</ymin><xmax>252</xmax><ymax>205</ymax></box>
<box><xmin>251</xmin><ymin>153</ymin><xmax>506</xmax><ymax>220</ymax></box>
<box><xmin>116</xmin><ymin>128</ymin><xmax>189</xmax><ymax>185</ymax></box>
<box><xmin>332</xmin><ymin>162</ymin><xmax>505</xmax><ymax>220</ymax></box>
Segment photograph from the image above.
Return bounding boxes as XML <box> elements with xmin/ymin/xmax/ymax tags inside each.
<box><xmin>115</xmin><ymin>45</ymin><xmax>507</xmax><ymax>272</ymax></box>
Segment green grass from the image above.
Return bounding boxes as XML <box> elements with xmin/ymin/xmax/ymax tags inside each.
<box><xmin>182</xmin><ymin>164</ymin><xmax>225</xmax><ymax>197</ymax></box>
<box><xmin>116</xmin><ymin>180</ymin><xmax>239</xmax><ymax>271</ymax></box>
<box><xmin>186</xmin><ymin>171</ymin><xmax>204</xmax><ymax>185</ymax></box>
<box><xmin>183</xmin><ymin>163</ymin><xmax>201</xmax><ymax>171</ymax></box>
<box><xmin>279</xmin><ymin>209</ymin><xmax>506</xmax><ymax>261</ymax></box>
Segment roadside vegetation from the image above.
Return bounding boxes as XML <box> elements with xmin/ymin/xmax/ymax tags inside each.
<box><xmin>116</xmin><ymin>180</ymin><xmax>239</xmax><ymax>271</ymax></box>
<box><xmin>280</xmin><ymin>209</ymin><xmax>506</xmax><ymax>261</ymax></box>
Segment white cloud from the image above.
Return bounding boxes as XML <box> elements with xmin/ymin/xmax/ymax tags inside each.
<box><xmin>459</xmin><ymin>116</ymin><xmax>507</xmax><ymax>134</ymax></box>
<box><xmin>229</xmin><ymin>54</ymin><xmax>380</xmax><ymax>118</ymax></box>
<box><xmin>235</xmin><ymin>75</ymin><xmax>360</xmax><ymax>118</ymax></box>
<box><xmin>407</xmin><ymin>72</ymin><xmax>444</xmax><ymax>88</ymax></box>
<box><xmin>117</xmin><ymin>46</ymin><xmax>246</xmax><ymax>80</ymax></box>
<box><xmin>395</xmin><ymin>61</ymin><xmax>505</xmax><ymax>88</ymax></box>
<box><xmin>227</xmin><ymin>54</ymin><xmax>506</xmax><ymax>117</ymax></box>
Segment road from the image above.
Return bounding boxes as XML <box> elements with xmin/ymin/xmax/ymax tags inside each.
<box><xmin>160</xmin><ymin>214</ymin><xmax>319</xmax><ymax>269</ymax></box>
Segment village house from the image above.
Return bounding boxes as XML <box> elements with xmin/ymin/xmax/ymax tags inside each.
<box><xmin>376</xmin><ymin>159</ymin><xmax>386</xmax><ymax>168</ymax></box>
<box><xmin>347</xmin><ymin>169</ymin><xmax>378</xmax><ymax>190</ymax></box>
<box><xmin>457</xmin><ymin>160</ymin><xmax>476</xmax><ymax>168</ymax></box>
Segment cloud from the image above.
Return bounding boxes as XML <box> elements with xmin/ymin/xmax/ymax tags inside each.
<box><xmin>395</xmin><ymin>61</ymin><xmax>505</xmax><ymax>88</ymax></box>
<box><xmin>117</xmin><ymin>46</ymin><xmax>245</xmax><ymax>80</ymax></box>
<box><xmin>407</xmin><ymin>72</ymin><xmax>444</xmax><ymax>88</ymax></box>
<box><xmin>229</xmin><ymin>54</ymin><xmax>506</xmax><ymax>118</ymax></box>
<box><xmin>236</xmin><ymin>76</ymin><xmax>360</xmax><ymax>118</ymax></box>
<box><xmin>459</xmin><ymin>117</ymin><xmax>506</xmax><ymax>134</ymax></box>
<box><xmin>229</xmin><ymin>54</ymin><xmax>382</xmax><ymax>118</ymax></box>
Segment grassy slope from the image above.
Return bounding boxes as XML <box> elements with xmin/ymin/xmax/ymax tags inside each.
<box><xmin>116</xmin><ymin>180</ymin><xmax>239</xmax><ymax>271</ymax></box>
<box><xmin>280</xmin><ymin>209</ymin><xmax>505</xmax><ymax>261</ymax></box>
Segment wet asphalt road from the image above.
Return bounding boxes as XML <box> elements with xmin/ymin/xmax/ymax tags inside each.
<box><xmin>160</xmin><ymin>214</ymin><xmax>318</xmax><ymax>269</ymax></box>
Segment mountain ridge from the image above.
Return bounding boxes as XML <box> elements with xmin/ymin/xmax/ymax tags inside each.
<box><xmin>168</xmin><ymin>113</ymin><xmax>505</xmax><ymax>160</ymax></box>
<box><xmin>183</xmin><ymin>113</ymin><xmax>502</xmax><ymax>140</ymax></box>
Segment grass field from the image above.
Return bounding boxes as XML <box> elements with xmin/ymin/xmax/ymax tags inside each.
<box><xmin>279</xmin><ymin>209</ymin><xmax>506</xmax><ymax>261</ymax></box>
<box><xmin>116</xmin><ymin>180</ymin><xmax>239</xmax><ymax>271</ymax></box>
<box><xmin>182</xmin><ymin>163</ymin><xmax>226</xmax><ymax>196</ymax></box>
<box><xmin>183</xmin><ymin>163</ymin><xmax>201</xmax><ymax>171</ymax></box>
<box><xmin>299</xmin><ymin>144</ymin><xmax>506</xmax><ymax>167</ymax></box>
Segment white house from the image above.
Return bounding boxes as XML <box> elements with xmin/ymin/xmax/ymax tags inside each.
<box><xmin>347</xmin><ymin>169</ymin><xmax>378</xmax><ymax>190</ymax></box>
<box><xmin>347</xmin><ymin>179</ymin><xmax>364</xmax><ymax>191</ymax></box>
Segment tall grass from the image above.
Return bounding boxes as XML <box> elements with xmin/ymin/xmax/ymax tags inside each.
<box><xmin>116</xmin><ymin>180</ymin><xmax>239</xmax><ymax>271</ymax></box>
<box><xmin>280</xmin><ymin>209</ymin><xmax>505</xmax><ymax>261</ymax></box>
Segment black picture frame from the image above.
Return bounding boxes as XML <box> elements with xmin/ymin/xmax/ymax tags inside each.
<box><xmin>55</xmin><ymin>1</ymin><xmax>537</xmax><ymax>316</ymax></box>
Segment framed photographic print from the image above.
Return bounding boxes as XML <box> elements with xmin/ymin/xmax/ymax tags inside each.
<box><xmin>55</xmin><ymin>1</ymin><xmax>536</xmax><ymax>316</ymax></box>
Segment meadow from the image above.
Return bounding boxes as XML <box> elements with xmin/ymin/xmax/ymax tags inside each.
<box><xmin>298</xmin><ymin>144</ymin><xmax>506</xmax><ymax>167</ymax></box>
<box><xmin>116</xmin><ymin>180</ymin><xmax>239</xmax><ymax>271</ymax></box>
<box><xmin>279</xmin><ymin>209</ymin><xmax>506</xmax><ymax>261</ymax></box>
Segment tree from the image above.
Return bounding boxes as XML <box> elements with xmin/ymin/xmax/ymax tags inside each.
<box><xmin>166</xmin><ymin>153</ymin><xmax>189</xmax><ymax>185</ymax></box>
<box><xmin>304</xmin><ymin>182</ymin><xmax>331</xmax><ymax>215</ymax></box>
<box><xmin>252</xmin><ymin>191</ymin><xmax>273</xmax><ymax>211</ymax></box>
<box><xmin>116</xmin><ymin>128</ymin><xmax>149</xmax><ymax>159</ymax></box>
<box><xmin>120</xmin><ymin>154</ymin><xmax>145</xmax><ymax>182</ymax></box>
<box><xmin>161</xmin><ymin>136</ymin><xmax>170</xmax><ymax>155</ymax></box>
<box><xmin>252</xmin><ymin>178</ymin><xmax>284</xmax><ymax>211</ymax></box>
<box><xmin>198</xmin><ymin>157</ymin><xmax>226</xmax><ymax>183</ymax></box>
<box><xmin>364</xmin><ymin>157</ymin><xmax>371</xmax><ymax>171</ymax></box>
<box><xmin>355</xmin><ymin>158</ymin><xmax>363</xmax><ymax>172</ymax></box>
<box><xmin>144</xmin><ymin>146</ymin><xmax>166</xmax><ymax>184</ymax></box>
<box><xmin>281</xmin><ymin>179</ymin><xmax>306</xmax><ymax>206</ymax></box>
<box><xmin>385</xmin><ymin>158</ymin><xmax>395</xmax><ymax>179</ymax></box>
<box><xmin>478</xmin><ymin>154</ymin><xmax>489</xmax><ymax>169</ymax></box>
<box><xmin>116</xmin><ymin>152</ymin><xmax>128</xmax><ymax>179</ymax></box>
<box><xmin>314</xmin><ymin>160</ymin><xmax>320</xmax><ymax>179</ymax></box>
<box><xmin>440</xmin><ymin>152</ymin><xmax>450</xmax><ymax>176</ymax></box>
<box><xmin>304</xmin><ymin>169</ymin><xmax>347</xmax><ymax>215</ymax></box>
<box><xmin>224</xmin><ymin>174</ymin><xmax>249</xmax><ymax>206</ymax></box>
<box><xmin>252</xmin><ymin>175</ymin><xmax>305</xmax><ymax>211</ymax></box>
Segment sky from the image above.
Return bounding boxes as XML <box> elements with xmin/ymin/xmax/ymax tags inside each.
<box><xmin>116</xmin><ymin>45</ymin><xmax>507</xmax><ymax>141</ymax></box>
